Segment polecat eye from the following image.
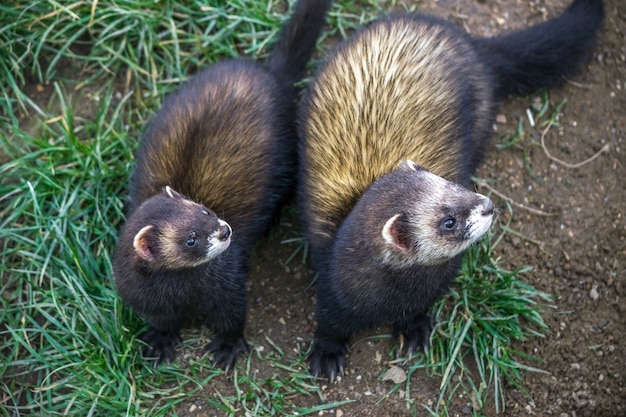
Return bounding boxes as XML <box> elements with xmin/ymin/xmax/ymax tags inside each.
<box><xmin>186</xmin><ymin>233</ymin><xmax>197</xmax><ymax>247</ymax></box>
<box><xmin>442</xmin><ymin>218</ymin><xmax>457</xmax><ymax>230</ymax></box>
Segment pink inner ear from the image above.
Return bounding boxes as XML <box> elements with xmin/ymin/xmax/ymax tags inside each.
<box><xmin>133</xmin><ymin>225</ymin><xmax>155</xmax><ymax>261</ymax></box>
<box><xmin>382</xmin><ymin>214</ymin><xmax>409</xmax><ymax>252</ymax></box>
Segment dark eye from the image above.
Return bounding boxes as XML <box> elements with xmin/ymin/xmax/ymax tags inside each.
<box><xmin>442</xmin><ymin>218</ymin><xmax>456</xmax><ymax>230</ymax></box>
<box><xmin>186</xmin><ymin>233</ymin><xmax>197</xmax><ymax>247</ymax></box>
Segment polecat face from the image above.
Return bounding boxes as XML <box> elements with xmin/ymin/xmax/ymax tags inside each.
<box><xmin>130</xmin><ymin>186</ymin><xmax>232</xmax><ymax>270</ymax></box>
<box><xmin>376</xmin><ymin>161</ymin><xmax>494</xmax><ymax>266</ymax></box>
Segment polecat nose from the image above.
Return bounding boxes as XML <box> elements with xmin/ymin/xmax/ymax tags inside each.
<box><xmin>482</xmin><ymin>198</ymin><xmax>495</xmax><ymax>216</ymax></box>
<box><xmin>217</xmin><ymin>223</ymin><xmax>232</xmax><ymax>241</ymax></box>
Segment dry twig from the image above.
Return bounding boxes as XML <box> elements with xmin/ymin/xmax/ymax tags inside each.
<box><xmin>475</xmin><ymin>180</ymin><xmax>558</xmax><ymax>217</ymax></box>
<box><xmin>540</xmin><ymin>120</ymin><xmax>610</xmax><ymax>169</ymax></box>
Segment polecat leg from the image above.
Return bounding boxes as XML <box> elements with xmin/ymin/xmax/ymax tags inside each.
<box><xmin>203</xmin><ymin>275</ymin><xmax>250</xmax><ymax>371</ymax></box>
<box><xmin>393</xmin><ymin>314</ymin><xmax>434</xmax><ymax>358</ymax></box>
<box><xmin>139</xmin><ymin>328</ymin><xmax>182</xmax><ymax>367</ymax></box>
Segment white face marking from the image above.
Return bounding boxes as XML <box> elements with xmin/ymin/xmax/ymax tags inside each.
<box><xmin>465</xmin><ymin>196</ymin><xmax>494</xmax><ymax>241</ymax></box>
<box><xmin>206</xmin><ymin>219</ymin><xmax>232</xmax><ymax>259</ymax></box>
<box><xmin>380</xmin><ymin>169</ymin><xmax>494</xmax><ymax>267</ymax></box>
<box><xmin>381</xmin><ymin>170</ymin><xmax>451</xmax><ymax>266</ymax></box>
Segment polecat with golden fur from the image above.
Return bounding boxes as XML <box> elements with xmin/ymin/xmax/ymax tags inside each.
<box><xmin>113</xmin><ymin>0</ymin><xmax>331</xmax><ymax>371</ymax></box>
<box><xmin>298</xmin><ymin>0</ymin><xmax>603</xmax><ymax>380</ymax></box>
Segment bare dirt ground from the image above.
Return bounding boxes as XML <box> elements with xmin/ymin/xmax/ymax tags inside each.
<box><xmin>443</xmin><ymin>0</ymin><xmax>626</xmax><ymax>415</ymax></box>
<box><xmin>171</xmin><ymin>0</ymin><xmax>625</xmax><ymax>416</ymax></box>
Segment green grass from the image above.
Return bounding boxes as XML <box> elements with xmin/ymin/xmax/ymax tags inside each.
<box><xmin>1</xmin><ymin>1</ymin><xmax>552</xmax><ymax>416</ymax></box>
<box><xmin>428</xmin><ymin>232</ymin><xmax>552</xmax><ymax>415</ymax></box>
<box><xmin>0</xmin><ymin>0</ymin><xmax>392</xmax><ymax>121</ymax></box>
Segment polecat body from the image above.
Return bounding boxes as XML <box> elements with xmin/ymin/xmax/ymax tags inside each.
<box><xmin>299</xmin><ymin>0</ymin><xmax>603</xmax><ymax>380</ymax></box>
<box><xmin>113</xmin><ymin>0</ymin><xmax>331</xmax><ymax>370</ymax></box>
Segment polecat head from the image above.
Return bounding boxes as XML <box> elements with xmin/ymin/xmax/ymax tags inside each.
<box><xmin>126</xmin><ymin>186</ymin><xmax>232</xmax><ymax>270</ymax></box>
<box><xmin>353</xmin><ymin>160</ymin><xmax>494</xmax><ymax>267</ymax></box>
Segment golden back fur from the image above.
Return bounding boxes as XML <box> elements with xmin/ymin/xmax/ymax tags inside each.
<box><xmin>132</xmin><ymin>62</ymin><xmax>281</xmax><ymax>233</ymax></box>
<box><xmin>300</xmin><ymin>15</ymin><xmax>493</xmax><ymax>242</ymax></box>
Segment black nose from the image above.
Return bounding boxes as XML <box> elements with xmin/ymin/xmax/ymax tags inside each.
<box><xmin>217</xmin><ymin>224</ymin><xmax>231</xmax><ymax>241</ymax></box>
<box><xmin>482</xmin><ymin>198</ymin><xmax>495</xmax><ymax>216</ymax></box>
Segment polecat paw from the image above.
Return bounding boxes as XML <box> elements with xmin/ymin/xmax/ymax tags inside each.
<box><xmin>308</xmin><ymin>339</ymin><xmax>350</xmax><ymax>382</ymax></box>
<box><xmin>394</xmin><ymin>314</ymin><xmax>434</xmax><ymax>358</ymax></box>
<box><xmin>139</xmin><ymin>329</ymin><xmax>182</xmax><ymax>366</ymax></box>
<box><xmin>205</xmin><ymin>334</ymin><xmax>249</xmax><ymax>372</ymax></box>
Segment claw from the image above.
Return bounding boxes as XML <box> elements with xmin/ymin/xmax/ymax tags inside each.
<box><xmin>394</xmin><ymin>314</ymin><xmax>434</xmax><ymax>359</ymax></box>
<box><xmin>206</xmin><ymin>334</ymin><xmax>249</xmax><ymax>372</ymax></box>
<box><xmin>337</xmin><ymin>363</ymin><xmax>345</xmax><ymax>377</ymax></box>
<box><xmin>328</xmin><ymin>369</ymin><xmax>336</xmax><ymax>384</ymax></box>
<box><xmin>406</xmin><ymin>344</ymin><xmax>414</xmax><ymax>358</ymax></box>
<box><xmin>308</xmin><ymin>338</ymin><xmax>349</xmax><ymax>381</ymax></box>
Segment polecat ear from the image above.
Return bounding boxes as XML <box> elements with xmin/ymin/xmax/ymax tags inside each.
<box><xmin>382</xmin><ymin>213</ymin><xmax>410</xmax><ymax>251</ymax></box>
<box><xmin>397</xmin><ymin>160</ymin><xmax>426</xmax><ymax>172</ymax></box>
<box><xmin>133</xmin><ymin>225</ymin><xmax>156</xmax><ymax>261</ymax></box>
<box><xmin>164</xmin><ymin>186</ymin><xmax>184</xmax><ymax>199</ymax></box>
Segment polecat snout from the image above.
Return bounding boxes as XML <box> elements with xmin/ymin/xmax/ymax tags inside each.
<box><xmin>299</xmin><ymin>0</ymin><xmax>603</xmax><ymax>380</ymax></box>
<box><xmin>113</xmin><ymin>0</ymin><xmax>331</xmax><ymax>371</ymax></box>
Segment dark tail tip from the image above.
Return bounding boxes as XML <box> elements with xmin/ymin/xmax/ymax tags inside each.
<box><xmin>267</xmin><ymin>0</ymin><xmax>332</xmax><ymax>92</ymax></box>
<box><xmin>473</xmin><ymin>0</ymin><xmax>604</xmax><ymax>98</ymax></box>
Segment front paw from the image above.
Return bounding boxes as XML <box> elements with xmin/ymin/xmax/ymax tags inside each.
<box><xmin>394</xmin><ymin>314</ymin><xmax>434</xmax><ymax>358</ymax></box>
<box><xmin>308</xmin><ymin>339</ymin><xmax>350</xmax><ymax>383</ymax></box>
<box><xmin>139</xmin><ymin>329</ymin><xmax>182</xmax><ymax>367</ymax></box>
<box><xmin>205</xmin><ymin>334</ymin><xmax>249</xmax><ymax>372</ymax></box>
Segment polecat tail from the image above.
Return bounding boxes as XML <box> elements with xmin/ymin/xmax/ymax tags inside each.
<box><xmin>472</xmin><ymin>0</ymin><xmax>604</xmax><ymax>99</ymax></box>
<box><xmin>267</xmin><ymin>0</ymin><xmax>332</xmax><ymax>94</ymax></box>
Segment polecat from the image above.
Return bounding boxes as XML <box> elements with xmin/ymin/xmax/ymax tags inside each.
<box><xmin>113</xmin><ymin>0</ymin><xmax>331</xmax><ymax>371</ymax></box>
<box><xmin>298</xmin><ymin>0</ymin><xmax>604</xmax><ymax>380</ymax></box>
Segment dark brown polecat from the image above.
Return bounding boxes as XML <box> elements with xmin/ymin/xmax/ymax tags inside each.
<box><xmin>298</xmin><ymin>0</ymin><xmax>604</xmax><ymax>380</ymax></box>
<box><xmin>113</xmin><ymin>0</ymin><xmax>331</xmax><ymax>371</ymax></box>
